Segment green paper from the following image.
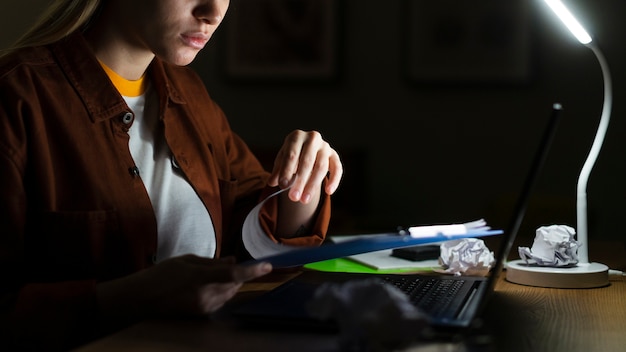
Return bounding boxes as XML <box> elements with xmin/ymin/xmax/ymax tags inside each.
<box><xmin>303</xmin><ymin>257</ymin><xmax>436</xmax><ymax>274</ymax></box>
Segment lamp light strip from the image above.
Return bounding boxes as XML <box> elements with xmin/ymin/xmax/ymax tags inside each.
<box><xmin>544</xmin><ymin>0</ymin><xmax>592</xmax><ymax>44</ymax></box>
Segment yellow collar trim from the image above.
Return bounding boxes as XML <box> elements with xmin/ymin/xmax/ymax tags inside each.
<box><xmin>99</xmin><ymin>60</ymin><xmax>147</xmax><ymax>97</ymax></box>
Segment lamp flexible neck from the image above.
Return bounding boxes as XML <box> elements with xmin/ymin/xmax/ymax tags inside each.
<box><xmin>576</xmin><ymin>42</ymin><xmax>613</xmax><ymax>264</ymax></box>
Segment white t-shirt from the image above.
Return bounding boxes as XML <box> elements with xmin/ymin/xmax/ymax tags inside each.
<box><xmin>125</xmin><ymin>86</ymin><xmax>217</xmax><ymax>262</ymax></box>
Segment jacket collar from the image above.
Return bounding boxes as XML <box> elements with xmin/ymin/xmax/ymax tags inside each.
<box><xmin>50</xmin><ymin>31</ymin><xmax>186</xmax><ymax>123</ymax></box>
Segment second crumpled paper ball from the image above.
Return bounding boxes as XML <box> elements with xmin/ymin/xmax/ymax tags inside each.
<box><xmin>518</xmin><ymin>224</ymin><xmax>581</xmax><ymax>267</ymax></box>
<box><xmin>438</xmin><ymin>238</ymin><xmax>495</xmax><ymax>276</ymax></box>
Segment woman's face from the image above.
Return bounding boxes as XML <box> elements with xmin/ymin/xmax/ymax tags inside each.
<box><xmin>115</xmin><ymin>0</ymin><xmax>230</xmax><ymax>66</ymax></box>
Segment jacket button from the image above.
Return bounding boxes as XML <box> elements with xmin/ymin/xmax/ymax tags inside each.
<box><xmin>121</xmin><ymin>112</ymin><xmax>134</xmax><ymax>124</ymax></box>
<box><xmin>128</xmin><ymin>166</ymin><xmax>140</xmax><ymax>177</ymax></box>
<box><xmin>171</xmin><ymin>156</ymin><xmax>180</xmax><ymax>169</ymax></box>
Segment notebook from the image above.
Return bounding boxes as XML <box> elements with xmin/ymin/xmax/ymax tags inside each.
<box><xmin>233</xmin><ymin>103</ymin><xmax>563</xmax><ymax>333</ymax></box>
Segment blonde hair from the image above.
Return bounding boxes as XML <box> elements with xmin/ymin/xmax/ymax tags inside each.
<box><xmin>2</xmin><ymin>0</ymin><xmax>102</xmax><ymax>56</ymax></box>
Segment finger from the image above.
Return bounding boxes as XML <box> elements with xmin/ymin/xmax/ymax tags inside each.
<box><xmin>325</xmin><ymin>150</ymin><xmax>343</xmax><ymax>195</ymax></box>
<box><xmin>267</xmin><ymin>148</ymin><xmax>285</xmax><ymax>188</ymax></box>
<box><xmin>288</xmin><ymin>132</ymin><xmax>324</xmax><ymax>201</ymax></box>
<box><xmin>200</xmin><ymin>261</ymin><xmax>271</xmax><ymax>282</ymax></box>
<box><xmin>231</xmin><ymin>262</ymin><xmax>273</xmax><ymax>283</ymax></box>
<box><xmin>298</xmin><ymin>149</ymin><xmax>330</xmax><ymax>204</ymax></box>
<box><xmin>269</xmin><ymin>131</ymin><xmax>305</xmax><ymax>189</ymax></box>
<box><xmin>267</xmin><ymin>146</ymin><xmax>300</xmax><ymax>189</ymax></box>
<box><xmin>267</xmin><ymin>154</ymin><xmax>283</xmax><ymax>188</ymax></box>
<box><xmin>198</xmin><ymin>282</ymin><xmax>243</xmax><ymax>314</ymax></box>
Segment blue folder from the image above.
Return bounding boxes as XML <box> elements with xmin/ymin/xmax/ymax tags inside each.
<box><xmin>243</xmin><ymin>230</ymin><xmax>503</xmax><ymax>269</ymax></box>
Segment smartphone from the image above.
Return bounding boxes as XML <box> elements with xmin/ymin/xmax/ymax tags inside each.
<box><xmin>390</xmin><ymin>244</ymin><xmax>441</xmax><ymax>261</ymax></box>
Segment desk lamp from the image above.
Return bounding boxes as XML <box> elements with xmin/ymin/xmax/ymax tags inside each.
<box><xmin>506</xmin><ymin>0</ymin><xmax>610</xmax><ymax>288</ymax></box>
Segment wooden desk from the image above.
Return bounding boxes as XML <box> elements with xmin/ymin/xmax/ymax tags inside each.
<box><xmin>76</xmin><ymin>269</ymin><xmax>626</xmax><ymax>352</ymax></box>
<box><xmin>483</xmin><ymin>272</ymin><xmax>626</xmax><ymax>352</ymax></box>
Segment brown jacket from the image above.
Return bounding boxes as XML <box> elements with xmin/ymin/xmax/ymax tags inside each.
<box><xmin>0</xmin><ymin>32</ymin><xmax>330</xmax><ymax>350</ymax></box>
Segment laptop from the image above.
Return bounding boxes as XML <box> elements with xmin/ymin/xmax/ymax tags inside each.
<box><xmin>232</xmin><ymin>103</ymin><xmax>563</xmax><ymax>334</ymax></box>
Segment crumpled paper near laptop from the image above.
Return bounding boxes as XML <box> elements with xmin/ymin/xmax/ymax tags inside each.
<box><xmin>438</xmin><ymin>238</ymin><xmax>495</xmax><ymax>276</ymax></box>
<box><xmin>518</xmin><ymin>225</ymin><xmax>580</xmax><ymax>266</ymax></box>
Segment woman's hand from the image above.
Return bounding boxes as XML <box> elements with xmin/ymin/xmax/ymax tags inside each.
<box><xmin>97</xmin><ymin>256</ymin><xmax>272</xmax><ymax>322</ymax></box>
<box><xmin>268</xmin><ymin>130</ymin><xmax>343</xmax><ymax>204</ymax></box>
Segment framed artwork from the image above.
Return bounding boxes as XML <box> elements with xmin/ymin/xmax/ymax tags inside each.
<box><xmin>404</xmin><ymin>0</ymin><xmax>532</xmax><ymax>85</ymax></box>
<box><xmin>223</xmin><ymin>0</ymin><xmax>339</xmax><ymax>82</ymax></box>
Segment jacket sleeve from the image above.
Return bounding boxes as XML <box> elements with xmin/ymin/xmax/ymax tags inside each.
<box><xmin>258</xmin><ymin>185</ymin><xmax>331</xmax><ymax>247</ymax></box>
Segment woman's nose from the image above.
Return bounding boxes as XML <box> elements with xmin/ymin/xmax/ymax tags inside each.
<box><xmin>193</xmin><ymin>2</ymin><xmax>226</xmax><ymax>25</ymax></box>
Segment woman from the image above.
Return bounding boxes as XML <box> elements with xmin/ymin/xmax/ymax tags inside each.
<box><xmin>0</xmin><ymin>0</ymin><xmax>343</xmax><ymax>350</ymax></box>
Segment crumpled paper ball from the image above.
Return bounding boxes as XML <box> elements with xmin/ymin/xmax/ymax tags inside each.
<box><xmin>438</xmin><ymin>238</ymin><xmax>495</xmax><ymax>276</ymax></box>
<box><xmin>518</xmin><ymin>224</ymin><xmax>580</xmax><ymax>267</ymax></box>
<box><xmin>306</xmin><ymin>279</ymin><xmax>431</xmax><ymax>352</ymax></box>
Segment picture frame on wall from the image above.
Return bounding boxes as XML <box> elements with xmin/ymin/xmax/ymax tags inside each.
<box><xmin>404</xmin><ymin>0</ymin><xmax>532</xmax><ymax>85</ymax></box>
<box><xmin>223</xmin><ymin>0</ymin><xmax>339</xmax><ymax>82</ymax></box>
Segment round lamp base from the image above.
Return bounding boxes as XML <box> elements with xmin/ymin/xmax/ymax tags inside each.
<box><xmin>506</xmin><ymin>260</ymin><xmax>609</xmax><ymax>288</ymax></box>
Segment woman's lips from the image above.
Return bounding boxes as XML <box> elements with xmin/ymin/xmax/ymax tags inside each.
<box><xmin>181</xmin><ymin>33</ymin><xmax>209</xmax><ymax>50</ymax></box>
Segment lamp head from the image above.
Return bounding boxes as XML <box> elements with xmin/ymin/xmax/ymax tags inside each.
<box><xmin>544</xmin><ymin>0</ymin><xmax>592</xmax><ymax>45</ymax></box>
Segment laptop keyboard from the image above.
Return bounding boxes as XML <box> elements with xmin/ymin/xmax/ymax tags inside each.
<box><xmin>380</xmin><ymin>276</ymin><xmax>467</xmax><ymax>318</ymax></box>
